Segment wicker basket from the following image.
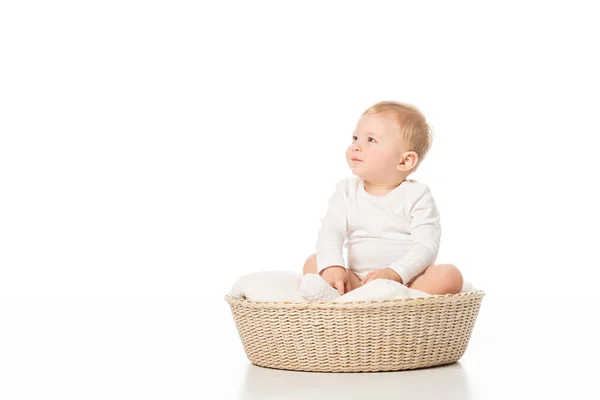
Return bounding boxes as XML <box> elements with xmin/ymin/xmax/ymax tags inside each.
<box><xmin>225</xmin><ymin>290</ymin><xmax>485</xmax><ymax>373</ymax></box>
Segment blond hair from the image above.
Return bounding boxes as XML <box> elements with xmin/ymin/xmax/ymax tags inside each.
<box><xmin>362</xmin><ymin>101</ymin><xmax>433</xmax><ymax>172</ymax></box>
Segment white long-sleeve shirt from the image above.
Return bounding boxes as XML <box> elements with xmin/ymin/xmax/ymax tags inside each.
<box><xmin>315</xmin><ymin>177</ymin><xmax>441</xmax><ymax>285</ymax></box>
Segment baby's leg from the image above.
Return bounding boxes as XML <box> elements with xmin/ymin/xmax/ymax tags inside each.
<box><xmin>407</xmin><ymin>264</ymin><xmax>463</xmax><ymax>295</ymax></box>
<box><xmin>302</xmin><ymin>254</ymin><xmax>318</xmax><ymax>275</ymax></box>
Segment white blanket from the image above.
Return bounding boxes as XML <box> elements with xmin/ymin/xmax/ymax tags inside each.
<box><xmin>229</xmin><ymin>271</ymin><xmax>475</xmax><ymax>302</ymax></box>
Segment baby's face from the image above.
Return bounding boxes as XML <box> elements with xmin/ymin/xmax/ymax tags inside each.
<box><xmin>346</xmin><ymin>113</ymin><xmax>407</xmax><ymax>182</ymax></box>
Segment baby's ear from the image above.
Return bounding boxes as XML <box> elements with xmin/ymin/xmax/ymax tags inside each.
<box><xmin>397</xmin><ymin>151</ymin><xmax>418</xmax><ymax>172</ymax></box>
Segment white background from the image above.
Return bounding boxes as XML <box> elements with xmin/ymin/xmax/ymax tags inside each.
<box><xmin>1</xmin><ymin>1</ymin><xmax>599</xmax><ymax>399</ymax></box>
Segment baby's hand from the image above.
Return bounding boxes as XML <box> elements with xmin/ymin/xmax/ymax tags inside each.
<box><xmin>361</xmin><ymin>268</ymin><xmax>403</xmax><ymax>285</ymax></box>
<box><xmin>320</xmin><ymin>266</ymin><xmax>348</xmax><ymax>295</ymax></box>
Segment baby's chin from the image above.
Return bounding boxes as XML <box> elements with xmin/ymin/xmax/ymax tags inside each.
<box><xmin>348</xmin><ymin>165</ymin><xmax>367</xmax><ymax>179</ymax></box>
<box><xmin>348</xmin><ymin>165</ymin><xmax>387</xmax><ymax>182</ymax></box>
<box><xmin>348</xmin><ymin>163</ymin><xmax>360</xmax><ymax>173</ymax></box>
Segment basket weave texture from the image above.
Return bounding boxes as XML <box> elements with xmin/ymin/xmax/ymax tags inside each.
<box><xmin>225</xmin><ymin>290</ymin><xmax>485</xmax><ymax>373</ymax></box>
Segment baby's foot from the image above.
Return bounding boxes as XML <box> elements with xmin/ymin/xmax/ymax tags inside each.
<box><xmin>300</xmin><ymin>274</ymin><xmax>341</xmax><ymax>302</ymax></box>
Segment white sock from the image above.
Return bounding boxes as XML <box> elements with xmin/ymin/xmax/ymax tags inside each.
<box><xmin>300</xmin><ymin>274</ymin><xmax>341</xmax><ymax>302</ymax></box>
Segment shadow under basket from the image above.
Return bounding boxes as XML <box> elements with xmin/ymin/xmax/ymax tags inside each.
<box><xmin>225</xmin><ymin>290</ymin><xmax>485</xmax><ymax>373</ymax></box>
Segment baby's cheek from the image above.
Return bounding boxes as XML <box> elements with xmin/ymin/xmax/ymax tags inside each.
<box><xmin>384</xmin><ymin>152</ymin><xmax>400</xmax><ymax>168</ymax></box>
<box><xmin>373</xmin><ymin>152</ymin><xmax>392</xmax><ymax>168</ymax></box>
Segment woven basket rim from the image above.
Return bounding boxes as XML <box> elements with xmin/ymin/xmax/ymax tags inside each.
<box><xmin>225</xmin><ymin>289</ymin><xmax>485</xmax><ymax>309</ymax></box>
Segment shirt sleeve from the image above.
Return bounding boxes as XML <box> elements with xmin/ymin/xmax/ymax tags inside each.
<box><xmin>388</xmin><ymin>185</ymin><xmax>441</xmax><ymax>285</ymax></box>
<box><xmin>315</xmin><ymin>179</ymin><xmax>348</xmax><ymax>273</ymax></box>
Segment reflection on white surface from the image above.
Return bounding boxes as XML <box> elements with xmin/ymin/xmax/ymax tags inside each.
<box><xmin>239</xmin><ymin>362</ymin><xmax>472</xmax><ymax>400</ymax></box>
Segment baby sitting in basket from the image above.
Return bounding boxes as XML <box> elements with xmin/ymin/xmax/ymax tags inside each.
<box><xmin>300</xmin><ymin>101</ymin><xmax>464</xmax><ymax>302</ymax></box>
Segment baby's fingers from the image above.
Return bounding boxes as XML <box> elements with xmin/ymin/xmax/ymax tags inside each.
<box><xmin>324</xmin><ymin>278</ymin><xmax>344</xmax><ymax>295</ymax></box>
<box><xmin>364</xmin><ymin>271</ymin><xmax>383</xmax><ymax>284</ymax></box>
<box><xmin>361</xmin><ymin>272</ymin><xmax>374</xmax><ymax>284</ymax></box>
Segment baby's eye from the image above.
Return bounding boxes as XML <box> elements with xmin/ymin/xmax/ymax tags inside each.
<box><xmin>352</xmin><ymin>136</ymin><xmax>358</xmax><ymax>141</ymax></box>
<box><xmin>368</xmin><ymin>137</ymin><xmax>376</xmax><ymax>143</ymax></box>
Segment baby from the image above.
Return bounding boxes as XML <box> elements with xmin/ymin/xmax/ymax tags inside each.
<box><xmin>301</xmin><ymin>101</ymin><xmax>463</xmax><ymax>301</ymax></box>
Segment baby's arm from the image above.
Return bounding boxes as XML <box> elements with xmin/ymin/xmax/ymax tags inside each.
<box><xmin>315</xmin><ymin>179</ymin><xmax>348</xmax><ymax>274</ymax></box>
<box><xmin>388</xmin><ymin>185</ymin><xmax>441</xmax><ymax>285</ymax></box>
